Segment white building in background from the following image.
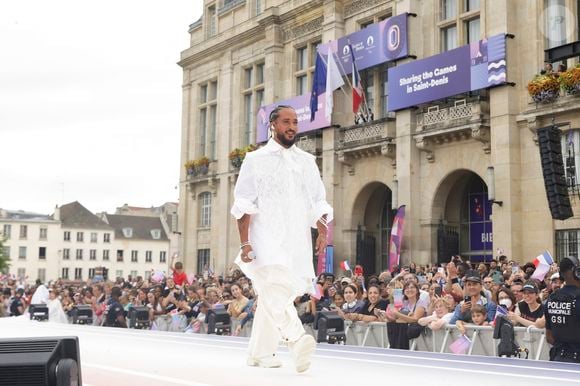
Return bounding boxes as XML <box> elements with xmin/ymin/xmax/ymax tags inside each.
<box><xmin>0</xmin><ymin>209</ymin><xmax>61</xmax><ymax>283</ymax></box>
<box><xmin>99</xmin><ymin>213</ymin><xmax>171</xmax><ymax>281</ymax></box>
<box><xmin>1</xmin><ymin>202</ymin><xmax>171</xmax><ymax>283</ymax></box>
<box><xmin>114</xmin><ymin>202</ymin><xmax>179</xmax><ymax>263</ymax></box>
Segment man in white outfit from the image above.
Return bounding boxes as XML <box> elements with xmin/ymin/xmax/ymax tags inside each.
<box><xmin>231</xmin><ymin>105</ymin><xmax>333</xmax><ymax>373</ymax></box>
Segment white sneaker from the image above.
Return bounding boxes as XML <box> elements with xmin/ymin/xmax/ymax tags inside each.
<box><xmin>288</xmin><ymin>334</ymin><xmax>316</xmax><ymax>373</ymax></box>
<box><xmin>246</xmin><ymin>355</ymin><xmax>282</xmax><ymax>368</ymax></box>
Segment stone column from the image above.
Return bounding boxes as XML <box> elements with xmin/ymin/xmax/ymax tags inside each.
<box><xmin>487</xmin><ymin>1</ymin><xmax>522</xmax><ymax>262</ymax></box>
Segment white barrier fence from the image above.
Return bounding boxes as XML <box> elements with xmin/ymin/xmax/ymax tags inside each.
<box><xmin>332</xmin><ymin>321</ymin><xmax>551</xmax><ymax>360</ymax></box>
<box><xmin>150</xmin><ymin>316</ymin><xmax>551</xmax><ymax>360</ymax></box>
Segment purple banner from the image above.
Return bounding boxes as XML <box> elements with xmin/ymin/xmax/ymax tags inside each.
<box><xmin>469</xmin><ymin>193</ymin><xmax>492</xmax><ymax>261</ymax></box>
<box><xmin>388</xmin><ymin>34</ymin><xmax>507</xmax><ymax>111</ymax></box>
<box><xmin>322</xmin><ymin>13</ymin><xmax>408</xmax><ymax>75</ymax></box>
<box><xmin>256</xmin><ymin>93</ymin><xmax>330</xmax><ymax>143</ymax></box>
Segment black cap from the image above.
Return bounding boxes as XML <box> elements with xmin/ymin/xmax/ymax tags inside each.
<box><xmin>463</xmin><ymin>270</ymin><xmax>481</xmax><ymax>284</ymax></box>
<box><xmin>522</xmin><ymin>283</ymin><xmax>539</xmax><ymax>293</ymax></box>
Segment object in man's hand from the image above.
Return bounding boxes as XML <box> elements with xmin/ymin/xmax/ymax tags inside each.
<box><xmin>247</xmin><ymin>251</ymin><xmax>256</xmax><ymax>260</ymax></box>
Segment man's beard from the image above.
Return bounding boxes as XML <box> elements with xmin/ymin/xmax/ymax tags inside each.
<box><xmin>276</xmin><ymin>131</ymin><xmax>296</xmax><ymax>147</ymax></box>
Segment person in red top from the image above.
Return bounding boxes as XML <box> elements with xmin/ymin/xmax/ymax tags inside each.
<box><xmin>171</xmin><ymin>255</ymin><xmax>187</xmax><ymax>287</ymax></box>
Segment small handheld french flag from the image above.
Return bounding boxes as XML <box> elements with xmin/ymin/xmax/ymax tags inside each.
<box><xmin>531</xmin><ymin>251</ymin><xmax>553</xmax><ymax>280</ymax></box>
<box><xmin>340</xmin><ymin>260</ymin><xmax>351</xmax><ymax>271</ymax></box>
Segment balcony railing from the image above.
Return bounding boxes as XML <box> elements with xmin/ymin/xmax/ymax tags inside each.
<box><xmin>418</xmin><ymin>99</ymin><xmax>483</xmax><ymax>128</ymax></box>
<box><xmin>296</xmin><ymin>135</ymin><xmax>321</xmax><ymax>155</ymax></box>
<box><xmin>336</xmin><ymin>118</ymin><xmax>393</xmax><ymax>150</ymax></box>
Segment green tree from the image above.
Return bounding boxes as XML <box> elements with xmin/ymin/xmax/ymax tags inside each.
<box><xmin>0</xmin><ymin>237</ymin><xmax>10</xmax><ymax>274</ymax></box>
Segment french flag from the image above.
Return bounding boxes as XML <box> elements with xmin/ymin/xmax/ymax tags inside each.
<box><xmin>531</xmin><ymin>251</ymin><xmax>554</xmax><ymax>281</ymax></box>
<box><xmin>340</xmin><ymin>260</ymin><xmax>351</xmax><ymax>271</ymax></box>
<box><xmin>492</xmin><ymin>304</ymin><xmax>508</xmax><ymax>327</ymax></box>
<box><xmin>348</xmin><ymin>43</ymin><xmax>364</xmax><ymax>114</ymax></box>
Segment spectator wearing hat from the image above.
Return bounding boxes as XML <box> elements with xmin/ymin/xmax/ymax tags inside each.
<box><xmin>9</xmin><ymin>288</ymin><xmax>25</xmax><ymax>316</ymax></box>
<box><xmin>449</xmin><ymin>271</ymin><xmax>497</xmax><ymax>325</ymax></box>
<box><xmin>508</xmin><ymin>281</ymin><xmax>544</xmax><ymax>327</ymax></box>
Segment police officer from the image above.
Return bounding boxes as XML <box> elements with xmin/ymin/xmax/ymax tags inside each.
<box><xmin>103</xmin><ymin>287</ymin><xmax>127</xmax><ymax>328</ymax></box>
<box><xmin>544</xmin><ymin>256</ymin><xmax>580</xmax><ymax>363</ymax></box>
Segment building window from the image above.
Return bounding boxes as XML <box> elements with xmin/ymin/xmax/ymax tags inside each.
<box><xmin>206</xmin><ymin>5</ymin><xmax>217</xmax><ymax>38</ymax></box>
<box><xmin>104</xmin><ymin>233</ymin><xmax>111</xmax><ymax>243</ymax></box>
<box><xmin>116</xmin><ymin>270</ymin><xmax>123</xmax><ymax>279</ymax></box>
<box><xmin>441</xmin><ymin>25</ymin><xmax>458</xmax><ymax>51</ymax></box>
<box><xmin>17</xmin><ymin>268</ymin><xmax>26</xmax><ymax>279</ymax></box>
<box><xmin>76</xmin><ymin>232</ymin><xmax>84</xmax><ymax>242</ymax></box>
<box><xmin>144</xmin><ymin>270</ymin><xmax>152</xmax><ymax>280</ymax></box>
<box><xmin>117</xmin><ymin>250</ymin><xmax>124</xmax><ymax>262</ymax></box>
<box><xmin>122</xmin><ymin>228</ymin><xmax>133</xmax><ymax>238</ymax></box>
<box><xmin>39</xmin><ymin>227</ymin><xmax>47</xmax><ymax>240</ymax></box>
<box><xmin>199</xmin><ymin>80</ymin><xmax>218</xmax><ymax>159</ymax></box>
<box><xmin>103</xmin><ymin>249</ymin><xmax>110</xmax><ymax>261</ymax></box>
<box><xmin>465</xmin><ymin>18</ymin><xmax>480</xmax><ymax>43</ymax></box>
<box><xmin>200</xmin><ymin>192</ymin><xmax>212</xmax><ymax>227</ymax></box>
<box><xmin>2</xmin><ymin>224</ymin><xmax>11</xmax><ymax>239</ymax></box>
<box><xmin>91</xmin><ymin>232</ymin><xmax>98</xmax><ymax>243</ymax></box>
<box><xmin>145</xmin><ymin>250</ymin><xmax>153</xmax><ymax>263</ymax></box>
<box><xmin>75</xmin><ymin>268</ymin><xmax>82</xmax><ymax>280</ymax></box>
<box><xmin>439</xmin><ymin>1</ymin><xmax>480</xmax><ymax>52</ymax></box>
<box><xmin>254</xmin><ymin>0</ymin><xmax>262</xmax><ymax>16</ymax></box>
<box><xmin>39</xmin><ymin>247</ymin><xmax>46</xmax><ymax>260</ymax></box>
<box><xmin>197</xmin><ymin>249</ymin><xmax>210</xmax><ymax>275</ymax></box>
<box><xmin>242</xmin><ymin>62</ymin><xmax>265</xmax><ymax>146</ymax></box>
<box><xmin>130</xmin><ymin>270</ymin><xmax>138</xmax><ymax>279</ymax></box>
<box><xmin>562</xmin><ymin>129</ymin><xmax>580</xmax><ymax>188</ymax></box>
<box><xmin>18</xmin><ymin>246</ymin><xmax>26</xmax><ymax>259</ymax></box>
<box><xmin>64</xmin><ymin>231</ymin><xmax>71</xmax><ymax>241</ymax></box>
<box><xmin>38</xmin><ymin>268</ymin><xmax>46</xmax><ymax>283</ymax></box>
<box><xmin>294</xmin><ymin>41</ymin><xmax>321</xmax><ymax>95</ymax></box>
<box><xmin>3</xmin><ymin>246</ymin><xmax>10</xmax><ymax>258</ymax></box>
<box><xmin>465</xmin><ymin>0</ymin><xmax>480</xmax><ymax>11</ymax></box>
<box><xmin>88</xmin><ymin>268</ymin><xmax>95</xmax><ymax>279</ymax></box>
<box><xmin>90</xmin><ymin>249</ymin><xmax>97</xmax><ymax>260</ymax></box>
<box><xmin>63</xmin><ymin>248</ymin><xmax>70</xmax><ymax>260</ymax></box>
<box><xmin>19</xmin><ymin>225</ymin><xmax>27</xmax><ymax>239</ymax></box>
<box><xmin>131</xmin><ymin>250</ymin><xmax>138</xmax><ymax>263</ymax></box>
<box><xmin>62</xmin><ymin>267</ymin><xmax>69</xmax><ymax>280</ymax></box>
<box><xmin>151</xmin><ymin>229</ymin><xmax>161</xmax><ymax>240</ymax></box>
<box><xmin>160</xmin><ymin>251</ymin><xmax>167</xmax><ymax>263</ymax></box>
<box><xmin>545</xmin><ymin>0</ymin><xmax>568</xmax><ymax>48</ymax></box>
<box><xmin>441</xmin><ymin>0</ymin><xmax>457</xmax><ymax>20</ymax></box>
<box><xmin>76</xmin><ymin>249</ymin><xmax>83</xmax><ymax>260</ymax></box>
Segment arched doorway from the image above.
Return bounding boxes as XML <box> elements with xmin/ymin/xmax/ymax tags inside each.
<box><xmin>352</xmin><ymin>182</ymin><xmax>393</xmax><ymax>275</ymax></box>
<box><xmin>433</xmin><ymin>170</ymin><xmax>492</xmax><ymax>264</ymax></box>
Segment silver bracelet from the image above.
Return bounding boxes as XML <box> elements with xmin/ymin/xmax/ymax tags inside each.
<box><xmin>240</xmin><ymin>242</ymin><xmax>251</xmax><ymax>249</ymax></box>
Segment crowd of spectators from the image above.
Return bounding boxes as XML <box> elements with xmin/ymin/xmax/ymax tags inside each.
<box><xmin>0</xmin><ymin>254</ymin><xmax>564</xmax><ymax>350</ymax></box>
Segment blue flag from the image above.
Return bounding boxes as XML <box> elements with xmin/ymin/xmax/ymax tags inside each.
<box><xmin>310</xmin><ymin>52</ymin><xmax>326</xmax><ymax>122</ymax></box>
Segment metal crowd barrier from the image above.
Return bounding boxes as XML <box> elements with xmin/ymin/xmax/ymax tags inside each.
<box><xmin>285</xmin><ymin>321</ymin><xmax>549</xmax><ymax>360</ymax></box>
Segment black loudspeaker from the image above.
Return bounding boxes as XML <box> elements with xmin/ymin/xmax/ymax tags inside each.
<box><xmin>0</xmin><ymin>336</ymin><xmax>82</xmax><ymax>386</ymax></box>
<box><xmin>70</xmin><ymin>305</ymin><xmax>93</xmax><ymax>325</ymax></box>
<box><xmin>315</xmin><ymin>311</ymin><xmax>346</xmax><ymax>344</ymax></box>
<box><xmin>29</xmin><ymin>304</ymin><xmax>49</xmax><ymax>321</ymax></box>
<box><xmin>128</xmin><ymin>306</ymin><xmax>150</xmax><ymax>329</ymax></box>
<box><xmin>537</xmin><ymin>126</ymin><xmax>574</xmax><ymax>220</ymax></box>
<box><xmin>205</xmin><ymin>307</ymin><xmax>231</xmax><ymax>335</ymax></box>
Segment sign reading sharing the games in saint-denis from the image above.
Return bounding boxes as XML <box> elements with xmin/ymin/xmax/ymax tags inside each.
<box><xmin>387</xmin><ymin>34</ymin><xmax>507</xmax><ymax>111</ymax></box>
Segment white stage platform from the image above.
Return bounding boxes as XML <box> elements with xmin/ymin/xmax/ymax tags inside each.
<box><xmin>0</xmin><ymin>317</ymin><xmax>578</xmax><ymax>386</ymax></box>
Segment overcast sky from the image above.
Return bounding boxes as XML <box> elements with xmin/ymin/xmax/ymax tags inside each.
<box><xmin>0</xmin><ymin>0</ymin><xmax>202</xmax><ymax>215</ymax></box>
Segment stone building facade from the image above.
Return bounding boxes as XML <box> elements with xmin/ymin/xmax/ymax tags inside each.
<box><xmin>178</xmin><ymin>0</ymin><xmax>580</xmax><ymax>276</ymax></box>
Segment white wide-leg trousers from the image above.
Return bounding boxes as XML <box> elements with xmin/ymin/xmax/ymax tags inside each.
<box><xmin>247</xmin><ymin>265</ymin><xmax>305</xmax><ymax>360</ymax></box>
